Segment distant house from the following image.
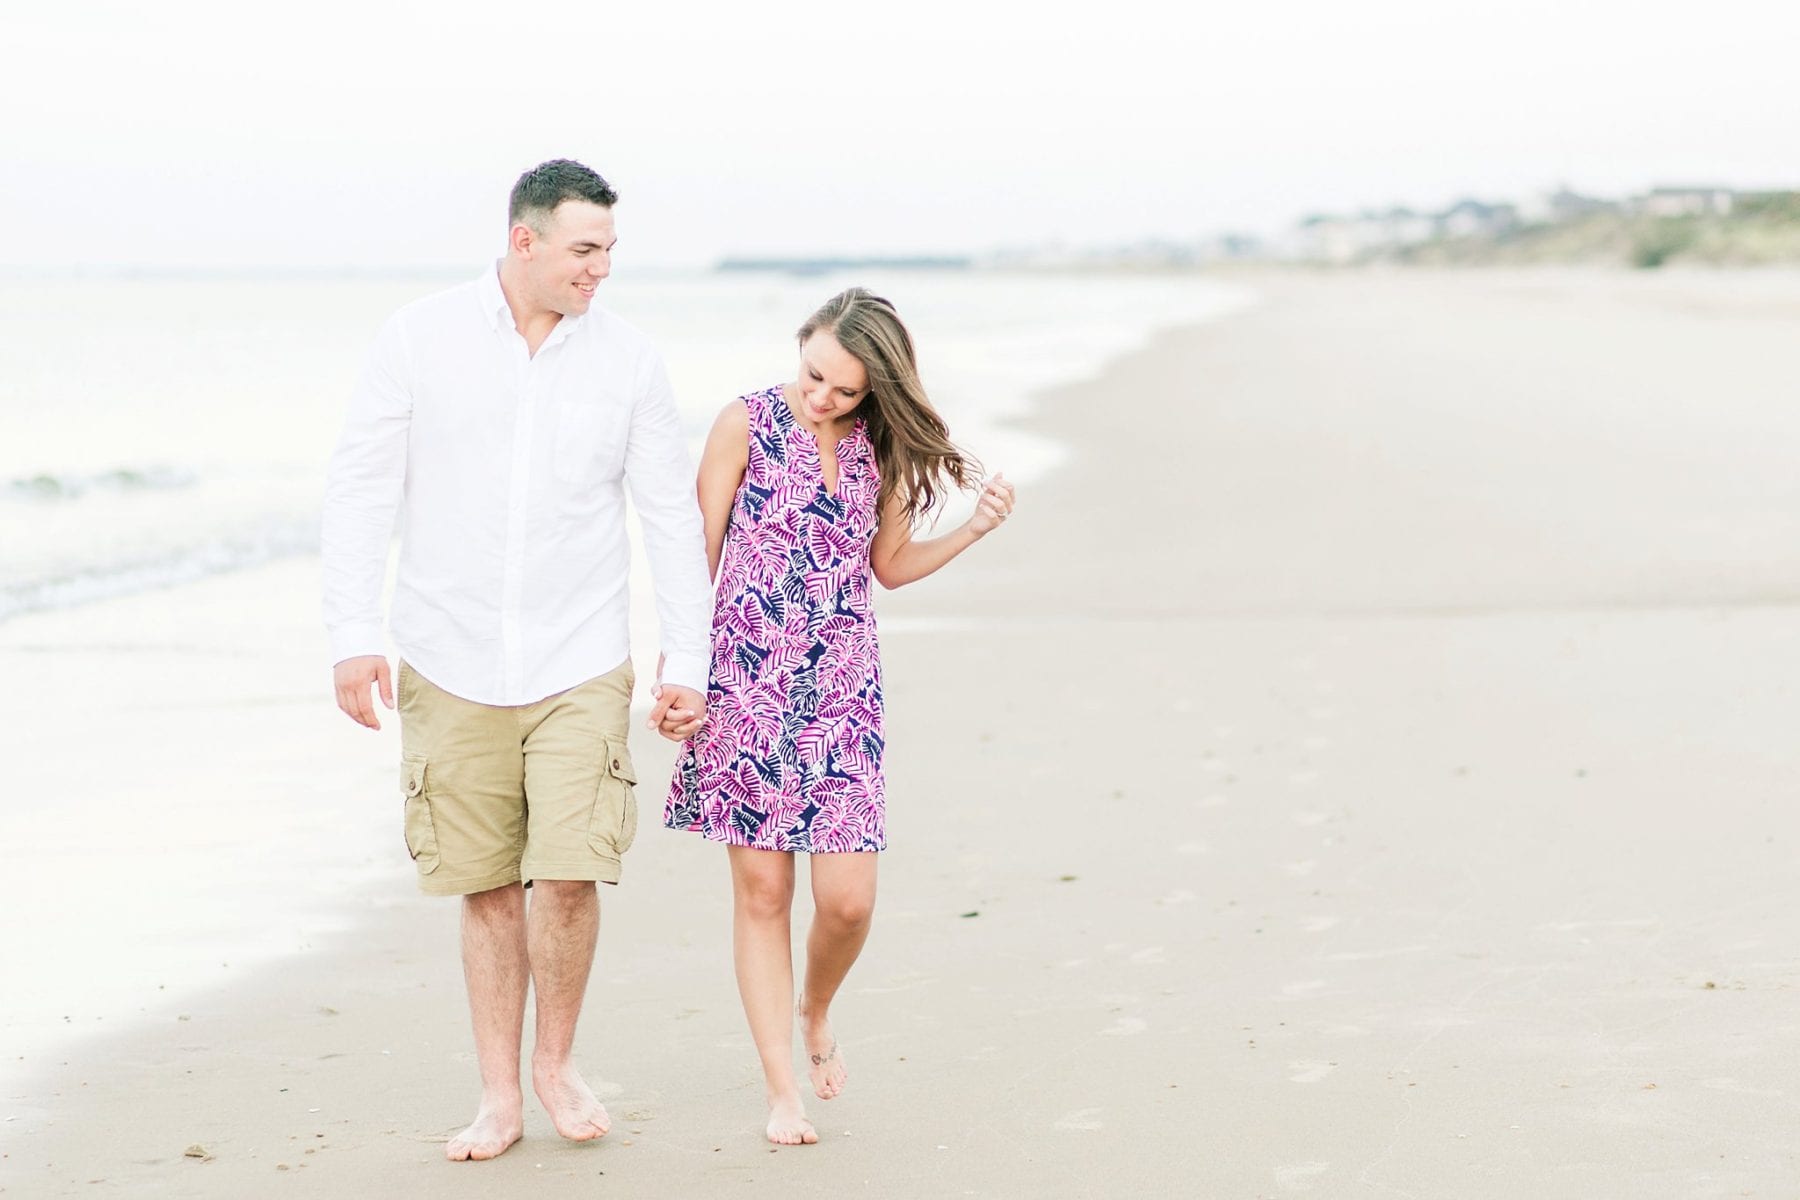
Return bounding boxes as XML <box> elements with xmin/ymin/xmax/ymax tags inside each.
<box><xmin>1284</xmin><ymin>207</ymin><xmax>1438</xmax><ymax>263</ymax></box>
<box><xmin>716</xmin><ymin>255</ymin><xmax>973</xmax><ymax>275</ymax></box>
<box><xmin>1639</xmin><ymin>187</ymin><xmax>1735</xmax><ymax>218</ymax></box>
<box><xmin>1438</xmin><ymin>199</ymin><xmax>1520</xmax><ymax>240</ymax></box>
<box><xmin>1289</xmin><ymin>214</ymin><xmax>1378</xmax><ymax>264</ymax></box>
<box><xmin>1201</xmin><ymin>232</ymin><xmax>1266</xmax><ymax>261</ymax></box>
<box><xmin>1376</xmin><ymin>207</ymin><xmax>1436</xmax><ymax>246</ymax></box>
<box><xmin>1516</xmin><ymin>187</ymin><xmax>1615</xmax><ymax>224</ymax></box>
<box><xmin>1102</xmin><ymin>238</ymin><xmax>1201</xmax><ymax>268</ymax></box>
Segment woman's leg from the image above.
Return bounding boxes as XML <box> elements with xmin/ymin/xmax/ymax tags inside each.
<box><xmin>727</xmin><ymin>845</ymin><xmax>816</xmax><ymax>1144</ymax></box>
<box><xmin>799</xmin><ymin>852</ymin><xmax>878</xmax><ymax>1100</ymax></box>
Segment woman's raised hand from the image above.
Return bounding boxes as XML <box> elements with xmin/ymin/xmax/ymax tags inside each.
<box><xmin>968</xmin><ymin>473</ymin><xmax>1016</xmax><ymax>537</ymax></box>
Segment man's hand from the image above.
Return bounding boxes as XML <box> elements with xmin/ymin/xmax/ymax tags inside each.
<box><xmin>334</xmin><ymin>655</ymin><xmax>394</xmax><ymax>730</ymax></box>
<box><xmin>647</xmin><ymin>683</ymin><xmax>707</xmax><ymax>742</ymax></box>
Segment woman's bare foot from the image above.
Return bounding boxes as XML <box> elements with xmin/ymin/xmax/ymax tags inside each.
<box><xmin>531</xmin><ymin>1058</ymin><xmax>611</xmax><ymax>1142</ymax></box>
<box><xmin>799</xmin><ymin>1007</ymin><xmax>848</xmax><ymax>1100</ymax></box>
<box><xmin>446</xmin><ymin>1096</ymin><xmax>524</xmax><ymax>1161</ymax></box>
<box><xmin>766</xmin><ymin>1092</ymin><xmax>819</xmax><ymax>1145</ymax></box>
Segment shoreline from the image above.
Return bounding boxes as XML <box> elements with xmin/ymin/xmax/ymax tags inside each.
<box><xmin>6</xmin><ymin>269</ymin><xmax>1800</xmax><ymax>1197</ymax></box>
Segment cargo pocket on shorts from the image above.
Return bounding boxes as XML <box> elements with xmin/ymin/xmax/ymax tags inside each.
<box><xmin>401</xmin><ymin>752</ymin><xmax>441</xmax><ymax>874</ymax></box>
<box><xmin>585</xmin><ymin>737</ymin><xmax>639</xmax><ymax>858</ymax></box>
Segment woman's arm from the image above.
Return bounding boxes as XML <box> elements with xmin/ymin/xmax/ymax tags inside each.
<box><xmin>870</xmin><ymin>474</ymin><xmax>1015</xmax><ymax>589</ymax></box>
<box><xmin>697</xmin><ymin>400</ymin><xmax>750</xmax><ymax>580</ymax></box>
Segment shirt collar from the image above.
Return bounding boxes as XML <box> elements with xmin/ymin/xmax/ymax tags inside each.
<box><xmin>476</xmin><ymin>261</ymin><xmax>510</xmax><ymax>332</ymax></box>
<box><xmin>476</xmin><ymin>260</ymin><xmax>588</xmax><ymax>347</ymax></box>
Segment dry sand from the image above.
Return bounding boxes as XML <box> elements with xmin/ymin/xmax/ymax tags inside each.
<box><xmin>4</xmin><ymin>268</ymin><xmax>1799</xmax><ymax>1197</ymax></box>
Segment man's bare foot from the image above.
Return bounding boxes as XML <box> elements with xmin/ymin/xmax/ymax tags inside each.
<box><xmin>766</xmin><ymin>1092</ymin><xmax>819</xmax><ymax>1145</ymax></box>
<box><xmin>799</xmin><ymin>1007</ymin><xmax>848</xmax><ymax>1100</ymax></box>
<box><xmin>531</xmin><ymin>1058</ymin><xmax>611</xmax><ymax>1143</ymax></box>
<box><xmin>446</xmin><ymin>1098</ymin><xmax>524</xmax><ymax>1162</ymax></box>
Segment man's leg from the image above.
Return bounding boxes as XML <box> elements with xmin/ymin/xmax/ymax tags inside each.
<box><xmin>448</xmin><ymin>882</ymin><xmax>529</xmax><ymax>1161</ymax></box>
<box><xmin>513</xmin><ymin>660</ymin><xmax>637</xmax><ymax>1142</ymax></box>
<box><xmin>526</xmin><ymin>878</ymin><xmax>611</xmax><ymax>1140</ymax></box>
<box><xmin>397</xmin><ymin>663</ymin><xmax>532</xmax><ymax>1163</ymax></box>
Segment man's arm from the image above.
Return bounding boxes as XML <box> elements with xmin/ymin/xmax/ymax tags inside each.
<box><xmin>321</xmin><ymin>314</ymin><xmax>413</xmax><ymax>730</ymax></box>
<box><xmin>622</xmin><ymin>351</ymin><xmax>713</xmax><ymax>741</ymax></box>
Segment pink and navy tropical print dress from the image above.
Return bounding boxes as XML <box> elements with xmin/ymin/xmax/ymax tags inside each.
<box><xmin>664</xmin><ymin>385</ymin><xmax>886</xmax><ymax>853</ymax></box>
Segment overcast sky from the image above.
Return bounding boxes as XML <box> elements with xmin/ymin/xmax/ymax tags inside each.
<box><xmin>3</xmin><ymin>0</ymin><xmax>1796</xmax><ymax>270</ymax></box>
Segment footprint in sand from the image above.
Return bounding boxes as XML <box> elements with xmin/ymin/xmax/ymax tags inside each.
<box><xmin>1053</xmin><ymin>1108</ymin><xmax>1105</xmax><ymax>1132</ymax></box>
<box><xmin>1287</xmin><ymin>1060</ymin><xmax>1337</xmax><ymax>1084</ymax></box>
<box><xmin>1100</xmin><ymin>1017</ymin><xmax>1147</xmax><ymax>1037</ymax></box>
<box><xmin>1273</xmin><ymin>1162</ymin><xmax>1330</xmax><ymax>1192</ymax></box>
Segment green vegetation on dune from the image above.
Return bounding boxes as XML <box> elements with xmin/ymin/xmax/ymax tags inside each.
<box><xmin>1393</xmin><ymin>205</ymin><xmax>1800</xmax><ymax>269</ymax></box>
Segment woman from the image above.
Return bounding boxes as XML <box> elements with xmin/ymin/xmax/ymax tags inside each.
<box><xmin>661</xmin><ymin>287</ymin><xmax>1016</xmax><ymax>1144</ymax></box>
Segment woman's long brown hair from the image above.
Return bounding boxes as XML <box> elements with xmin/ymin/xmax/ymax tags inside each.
<box><xmin>798</xmin><ymin>287</ymin><xmax>981</xmax><ymax>525</ymax></box>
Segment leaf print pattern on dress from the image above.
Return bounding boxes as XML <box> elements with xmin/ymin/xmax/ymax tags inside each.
<box><xmin>666</xmin><ymin>385</ymin><xmax>887</xmax><ymax>853</ymax></box>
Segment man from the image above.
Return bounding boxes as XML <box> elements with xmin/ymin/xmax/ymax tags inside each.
<box><xmin>321</xmin><ymin>159</ymin><xmax>710</xmax><ymax>1162</ymax></box>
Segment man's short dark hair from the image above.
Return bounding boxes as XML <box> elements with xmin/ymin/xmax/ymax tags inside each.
<box><xmin>508</xmin><ymin>159</ymin><xmax>618</xmax><ymax>230</ymax></box>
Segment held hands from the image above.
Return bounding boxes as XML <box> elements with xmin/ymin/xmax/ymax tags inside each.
<box><xmin>648</xmin><ymin>681</ymin><xmax>707</xmax><ymax>742</ymax></box>
<box><xmin>334</xmin><ymin>655</ymin><xmax>394</xmax><ymax>730</ymax></box>
<box><xmin>331</xmin><ymin>651</ymin><xmax>702</xmax><ymax>741</ymax></box>
<box><xmin>967</xmin><ymin>473</ymin><xmax>1016</xmax><ymax>537</ymax></box>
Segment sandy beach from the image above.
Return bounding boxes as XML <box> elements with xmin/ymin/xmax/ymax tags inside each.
<box><xmin>5</xmin><ymin>268</ymin><xmax>1800</xmax><ymax>1198</ymax></box>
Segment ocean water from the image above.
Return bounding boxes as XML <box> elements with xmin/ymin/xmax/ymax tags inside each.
<box><xmin>0</xmin><ymin>269</ymin><xmax>1254</xmax><ymax>621</ymax></box>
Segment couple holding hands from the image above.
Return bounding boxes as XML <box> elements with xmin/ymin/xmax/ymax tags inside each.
<box><xmin>321</xmin><ymin>158</ymin><xmax>1015</xmax><ymax>1158</ymax></box>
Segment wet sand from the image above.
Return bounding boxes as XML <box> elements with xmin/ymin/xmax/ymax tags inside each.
<box><xmin>4</xmin><ymin>268</ymin><xmax>1799</xmax><ymax>1197</ymax></box>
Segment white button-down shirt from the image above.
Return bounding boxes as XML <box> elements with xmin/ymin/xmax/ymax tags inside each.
<box><xmin>321</xmin><ymin>265</ymin><xmax>711</xmax><ymax>706</ymax></box>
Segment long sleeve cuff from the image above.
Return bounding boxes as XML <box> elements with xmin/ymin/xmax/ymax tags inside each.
<box><xmin>328</xmin><ymin>622</ymin><xmax>387</xmax><ymax>666</ymax></box>
<box><xmin>659</xmin><ymin>650</ymin><xmax>709</xmax><ymax>694</ymax></box>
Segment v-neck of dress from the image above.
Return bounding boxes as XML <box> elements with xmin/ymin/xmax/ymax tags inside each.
<box><xmin>777</xmin><ymin>387</ymin><xmax>861</xmax><ymax>498</ymax></box>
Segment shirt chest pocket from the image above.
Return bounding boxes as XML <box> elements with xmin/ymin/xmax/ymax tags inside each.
<box><xmin>552</xmin><ymin>397</ymin><xmax>630</xmax><ymax>484</ymax></box>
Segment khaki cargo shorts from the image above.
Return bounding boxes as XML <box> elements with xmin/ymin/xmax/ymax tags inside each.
<box><xmin>396</xmin><ymin>659</ymin><xmax>639</xmax><ymax>896</ymax></box>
